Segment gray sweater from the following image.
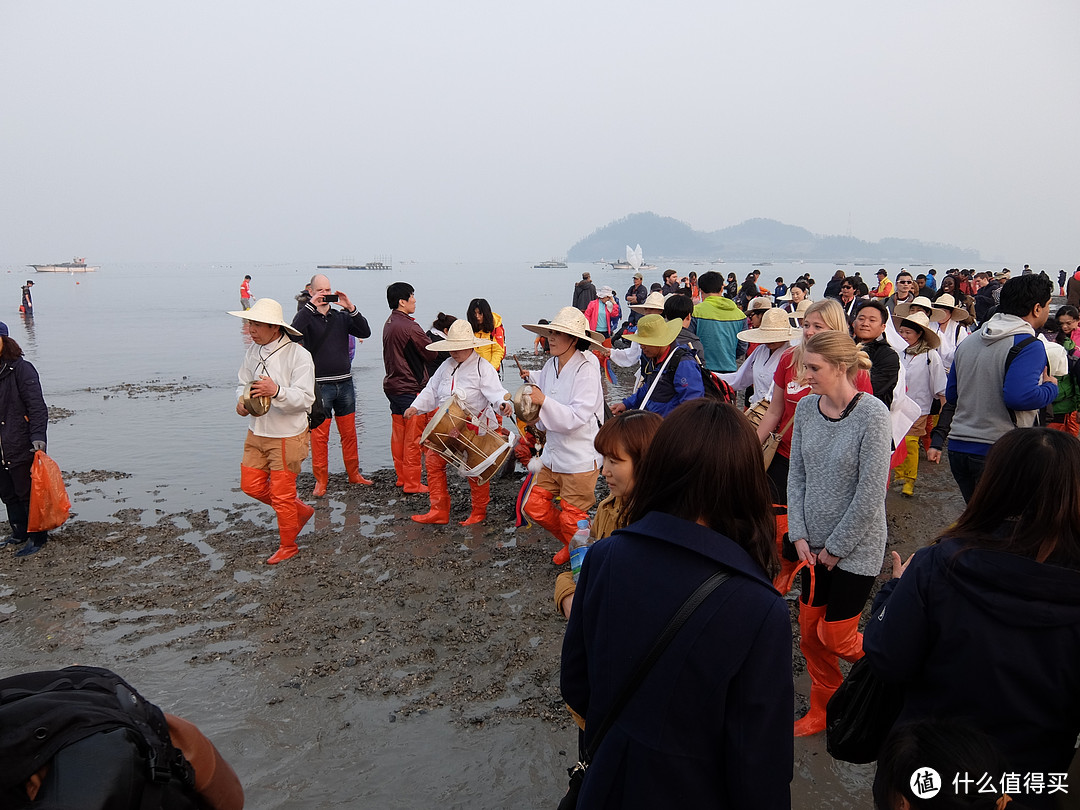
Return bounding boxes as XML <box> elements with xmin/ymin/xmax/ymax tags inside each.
<box><xmin>787</xmin><ymin>392</ymin><xmax>892</xmax><ymax>577</ymax></box>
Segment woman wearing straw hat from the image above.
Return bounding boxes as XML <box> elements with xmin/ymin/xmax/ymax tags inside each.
<box><xmin>719</xmin><ymin>309</ymin><xmax>798</xmax><ymax>409</ymax></box>
<box><xmin>610</xmin><ymin>314</ymin><xmax>705</xmax><ymax>417</ymax></box>
<box><xmin>892</xmin><ymin>311</ymin><xmax>947</xmax><ymax>497</ymax></box>
<box><xmin>229</xmin><ymin>298</ymin><xmax>316</xmax><ymax>565</ymax></box>
<box><xmin>404</xmin><ymin>321</ymin><xmax>513</xmax><ymax>526</ymax></box>
<box><xmin>929</xmin><ymin>292</ymin><xmax>974</xmax><ymax>372</ymax></box>
<box><xmin>520</xmin><ymin>307</ymin><xmax>606</xmax><ymax>565</ymax></box>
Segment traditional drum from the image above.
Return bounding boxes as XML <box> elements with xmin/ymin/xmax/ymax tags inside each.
<box><xmin>419</xmin><ymin>394</ymin><xmax>514</xmax><ymax>485</ymax></box>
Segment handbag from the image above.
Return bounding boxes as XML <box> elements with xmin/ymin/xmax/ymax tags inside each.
<box><xmin>28</xmin><ymin>452</ymin><xmax>72</xmax><ymax>532</ymax></box>
<box><xmin>744</xmin><ymin>398</ymin><xmax>770</xmax><ymax>428</ymax></box>
<box><xmin>762</xmin><ymin>413</ymin><xmax>797</xmax><ymax>471</ymax></box>
<box><xmin>557</xmin><ymin>568</ymin><xmax>731</xmax><ymax>808</ymax></box>
<box><xmin>825</xmin><ymin>655</ymin><xmax>904</xmax><ymax>764</ymax></box>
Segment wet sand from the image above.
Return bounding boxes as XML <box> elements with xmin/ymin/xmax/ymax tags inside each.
<box><xmin>1</xmin><ymin>376</ymin><xmax>968</xmax><ymax>809</ymax></box>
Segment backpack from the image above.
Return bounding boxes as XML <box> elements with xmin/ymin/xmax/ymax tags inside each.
<box><xmin>1003</xmin><ymin>336</ymin><xmax>1054</xmax><ymax>427</ymax></box>
<box><xmin>0</xmin><ymin>666</ymin><xmax>202</xmax><ymax>810</ymax></box>
<box><xmin>663</xmin><ymin>347</ymin><xmax>736</xmax><ymax>404</ymax></box>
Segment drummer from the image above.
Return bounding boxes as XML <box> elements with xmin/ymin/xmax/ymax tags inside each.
<box><xmin>404</xmin><ymin>320</ymin><xmax>513</xmax><ymax>526</ymax></box>
<box><xmin>520</xmin><ymin>307</ymin><xmax>606</xmax><ymax>565</ymax></box>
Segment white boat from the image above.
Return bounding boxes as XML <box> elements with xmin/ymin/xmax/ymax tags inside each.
<box><xmin>29</xmin><ymin>257</ymin><xmax>98</xmax><ymax>273</ymax></box>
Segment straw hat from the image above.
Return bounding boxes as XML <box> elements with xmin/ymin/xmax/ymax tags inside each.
<box><xmin>227</xmin><ymin>298</ymin><xmax>301</xmax><ymax>336</ymax></box>
<box><xmin>893</xmin><ymin>311</ymin><xmax>942</xmax><ymax>350</ymax></box>
<box><xmin>894</xmin><ymin>295</ymin><xmax>947</xmax><ymax>323</ymax></box>
<box><xmin>738</xmin><ymin>308</ymin><xmax>799</xmax><ymax>343</ymax></box>
<box><xmin>630</xmin><ymin>291</ymin><xmax>666</xmax><ymax>315</ymax></box>
<box><xmin>425</xmin><ymin>319</ymin><xmax>494</xmax><ymax>352</ymax></box>
<box><xmin>932</xmin><ymin>293</ymin><xmax>969</xmax><ymax>322</ymax></box>
<box><xmin>241</xmin><ymin>382</ymin><xmax>271</xmax><ymax>417</ymax></box>
<box><xmin>522</xmin><ymin>306</ymin><xmax>605</xmax><ymax>346</ymax></box>
<box><xmin>790</xmin><ymin>299</ymin><xmax>812</xmax><ymax>321</ymax></box>
<box><xmin>746</xmin><ymin>296</ymin><xmax>773</xmax><ymax>313</ymax></box>
<box><xmin>624</xmin><ymin>314</ymin><xmax>683</xmax><ymax>347</ymax></box>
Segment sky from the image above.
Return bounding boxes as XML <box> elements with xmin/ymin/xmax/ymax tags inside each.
<box><xmin>1</xmin><ymin>1</ymin><xmax>1078</xmax><ymax>266</ymax></box>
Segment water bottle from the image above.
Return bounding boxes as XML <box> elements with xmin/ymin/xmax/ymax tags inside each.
<box><xmin>569</xmin><ymin>520</ymin><xmax>595</xmax><ymax>583</ymax></box>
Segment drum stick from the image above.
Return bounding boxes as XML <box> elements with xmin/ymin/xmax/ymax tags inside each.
<box><xmin>513</xmin><ymin>354</ymin><xmax>526</xmax><ymax>378</ymax></box>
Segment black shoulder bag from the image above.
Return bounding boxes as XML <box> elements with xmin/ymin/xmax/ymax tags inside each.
<box><xmin>557</xmin><ymin>569</ymin><xmax>731</xmax><ymax>809</ymax></box>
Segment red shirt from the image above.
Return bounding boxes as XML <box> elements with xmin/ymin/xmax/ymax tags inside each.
<box><xmin>772</xmin><ymin>347</ymin><xmax>874</xmax><ymax>458</ymax></box>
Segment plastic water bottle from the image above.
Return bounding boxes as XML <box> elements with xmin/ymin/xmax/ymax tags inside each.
<box><xmin>569</xmin><ymin>520</ymin><xmax>595</xmax><ymax>583</ymax></box>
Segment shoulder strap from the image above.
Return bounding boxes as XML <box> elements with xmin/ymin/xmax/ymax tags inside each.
<box><xmin>639</xmin><ymin>348</ymin><xmax>681</xmax><ymax>411</ymax></box>
<box><xmin>1004</xmin><ymin>336</ymin><xmax>1040</xmax><ymax>425</ymax></box>
<box><xmin>584</xmin><ymin>569</ymin><xmax>731</xmax><ymax>761</ymax></box>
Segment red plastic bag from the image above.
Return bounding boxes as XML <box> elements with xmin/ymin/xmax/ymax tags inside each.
<box><xmin>28</xmin><ymin>452</ymin><xmax>71</xmax><ymax>532</ymax></box>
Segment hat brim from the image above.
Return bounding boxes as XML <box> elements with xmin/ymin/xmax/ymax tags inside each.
<box><xmin>227</xmin><ymin>309</ymin><xmax>302</xmax><ymax>336</ymax></box>
<box><xmin>630</xmin><ymin>304</ymin><xmax>665</xmax><ymax>315</ymax></box>
<box><xmin>426</xmin><ymin>337</ymin><xmax>494</xmax><ymax>352</ymax></box>
<box><xmin>894</xmin><ymin>317</ymin><xmax>942</xmax><ymax>350</ymax></box>
<box><xmin>737</xmin><ymin>325</ymin><xmax>798</xmax><ymax>343</ymax></box>
<box><xmin>522</xmin><ymin>322</ymin><xmax>606</xmax><ymax>347</ymax></box>
<box><xmin>624</xmin><ymin>318</ymin><xmax>684</xmax><ymax>347</ymax></box>
<box><xmin>894</xmin><ymin>302</ymin><xmax>948</xmax><ymax>323</ymax></box>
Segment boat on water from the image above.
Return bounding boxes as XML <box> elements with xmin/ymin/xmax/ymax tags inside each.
<box><xmin>29</xmin><ymin>257</ymin><xmax>98</xmax><ymax>273</ymax></box>
<box><xmin>609</xmin><ymin>245</ymin><xmax>656</xmax><ymax>272</ymax></box>
<box><xmin>317</xmin><ymin>256</ymin><xmax>392</xmax><ymax>271</ymax></box>
<box><xmin>533</xmin><ymin>260</ymin><xmax>568</xmax><ymax>269</ymax></box>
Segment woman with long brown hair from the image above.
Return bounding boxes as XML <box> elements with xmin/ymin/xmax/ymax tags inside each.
<box><xmin>561</xmin><ymin>399</ymin><xmax>792</xmax><ymax>808</ymax></box>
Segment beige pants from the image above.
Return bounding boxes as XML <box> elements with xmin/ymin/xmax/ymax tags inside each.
<box><xmin>241</xmin><ymin>430</ymin><xmax>310</xmax><ymax>474</ymax></box>
<box><xmin>534</xmin><ymin>464</ymin><xmax>599</xmax><ymax>514</ymax></box>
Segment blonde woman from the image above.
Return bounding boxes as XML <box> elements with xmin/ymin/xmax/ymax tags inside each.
<box><xmin>787</xmin><ymin>330</ymin><xmax>892</xmax><ymax>737</ymax></box>
<box><xmin>892</xmin><ymin>311</ymin><xmax>946</xmax><ymax>497</ymax></box>
<box><xmin>755</xmin><ymin>299</ymin><xmax>872</xmax><ymax>504</ymax></box>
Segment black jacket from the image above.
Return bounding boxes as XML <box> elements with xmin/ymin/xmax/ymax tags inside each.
<box><xmin>0</xmin><ymin>358</ymin><xmax>47</xmax><ymax>469</ymax></box>
<box><xmin>860</xmin><ymin>335</ymin><xmax>899</xmax><ymax>409</ymax></box>
<box><xmin>291</xmin><ymin>304</ymin><xmax>371</xmax><ymax>382</ymax></box>
<box><xmin>865</xmin><ymin>538</ymin><xmax>1080</xmax><ymax>787</ymax></box>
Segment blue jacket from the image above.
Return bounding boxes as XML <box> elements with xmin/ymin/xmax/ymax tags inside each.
<box><xmin>561</xmin><ymin>512</ymin><xmax>793</xmax><ymax>809</ymax></box>
<box><xmin>0</xmin><ymin>358</ymin><xmax>47</xmax><ymax>469</ymax></box>
<box><xmin>621</xmin><ymin>347</ymin><xmax>704</xmax><ymax>417</ymax></box>
<box><xmin>865</xmin><ymin>538</ymin><xmax>1080</xmax><ymax>784</ymax></box>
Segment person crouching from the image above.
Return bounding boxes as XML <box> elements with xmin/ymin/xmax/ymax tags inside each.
<box><xmin>229</xmin><ymin>299</ymin><xmax>316</xmax><ymax>565</ymax></box>
<box><xmin>404</xmin><ymin>320</ymin><xmax>513</xmax><ymax>526</ymax></box>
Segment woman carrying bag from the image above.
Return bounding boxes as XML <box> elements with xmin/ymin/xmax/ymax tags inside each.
<box><xmin>0</xmin><ymin>323</ymin><xmax>50</xmax><ymax>557</ymax></box>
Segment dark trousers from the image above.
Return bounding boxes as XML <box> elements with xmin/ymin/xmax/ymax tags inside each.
<box><xmin>799</xmin><ymin>564</ymin><xmax>876</xmax><ymax>621</ymax></box>
<box><xmin>766</xmin><ymin>453</ymin><xmax>789</xmax><ymax>506</ymax></box>
<box><xmin>949</xmin><ymin>449</ymin><xmax>987</xmax><ymax>504</ymax></box>
<box><xmin>318</xmin><ymin>378</ymin><xmax>356</xmax><ymax>417</ymax></box>
<box><xmin>0</xmin><ymin>462</ymin><xmax>45</xmax><ymax>541</ymax></box>
<box><xmin>385</xmin><ymin>392</ymin><xmax>417</xmax><ymax>416</ymax></box>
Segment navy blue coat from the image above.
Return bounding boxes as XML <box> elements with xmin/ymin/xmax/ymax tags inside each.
<box><xmin>865</xmin><ymin>538</ymin><xmax>1080</xmax><ymax>782</ymax></box>
<box><xmin>561</xmin><ymin>512</ymin><xmax>793</xmax><ymax>809</ymax></box>
<box><xmin>0</xmin><ymin>358</ymin><xmax>47</xmax><ymax>469</ymax></box>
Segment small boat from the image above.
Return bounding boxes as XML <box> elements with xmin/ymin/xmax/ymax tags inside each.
<box><xmin>29</xmin><ymin>257</ymin><xmax>98</xmax><ymax>273</ymax></box>
<box><xmin>533</xmin><ymin>260</ymin><xmax>568</xmax><ymax>269</ymax></box>
<box><xmin>609</xmin><ymin>260</ymin><xmax>634</xmax><ymax>270</ymax></box>
<box><xmin>318</xmin><ymin>256</ymin><xmax>392</xmax><ymax>271</ymax></box>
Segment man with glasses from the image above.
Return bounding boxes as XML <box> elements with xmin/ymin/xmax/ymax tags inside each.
<box><xmin>838</xmin><ymin>280</ymin><xmax>860</xmax><ymax>325</ymax></box>
<box><xmin>885</xmin><ymin>270</ymin><xmax>917</xmax><ymax>315</ymax></box>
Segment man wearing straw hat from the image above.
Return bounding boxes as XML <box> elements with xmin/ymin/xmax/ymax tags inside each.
<box><xmin>610</xmin><ymin>314</ymin><xmax>704</xmax><ymax>418</ymax></box>
<box><xmin>404</xmin><ymin>320</ymin><xmax>514</xmax><ymax>526</ymax></box>
<box><xmin>520</xmin><ymin>307</ymin><xmax>606</xmax><ymax>565</ymax></box>
<box><xmin>229</xmin><ymin>298</ymin><xmax>316</xmax><ymax>565</ymax></box>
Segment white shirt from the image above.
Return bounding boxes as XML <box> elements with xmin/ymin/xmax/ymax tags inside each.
<box><xmin>527</xmin><ymin>350</ymin><xmax>604</xmax><ymax>474</ymax></box>
<box><xmin>934</xmin><ymin>320</ymin><xmax>970</xmax><ymax>372</ymax></box>
<box><xmin>411</xmin><ymin>353</ymin><xmax>508</xmax><ymax>428</ymax></box>
<box><xmin>236</xmin><ymin>335</ymin><xmax>315</xmax><ymax>438</ymax></box>
<box><xmin>719</xmin><ymin>344</ymin><xmax>786</xmax><ymax>406</ymax></box>
<box><xmin>901</xmin><ymin>347</ymin><xmax>947</xmax><ymax>415</ymax></box>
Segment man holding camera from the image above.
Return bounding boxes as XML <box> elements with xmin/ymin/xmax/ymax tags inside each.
<box><xmin>291</xmin><ymin>274</ymin><xmax>373</xmax><ymax>496</ymax></box>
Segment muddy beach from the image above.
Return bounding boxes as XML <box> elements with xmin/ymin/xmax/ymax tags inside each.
<box><xmin>1</xmin><ymin>390</ymin><xmax>968</xmax><ymax>809</ymax></box>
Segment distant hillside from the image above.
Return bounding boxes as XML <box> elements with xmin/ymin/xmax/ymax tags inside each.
<box><xmin>567</xmin><ymin>212</ymin><xmax>981</xmax><ymax>264</ymax></box>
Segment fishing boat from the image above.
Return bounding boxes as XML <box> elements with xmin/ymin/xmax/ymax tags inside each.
<box><xmin>610</xmin><ymin>244</ymin><xmax>654</xmax><ymax>271</ymax></box>
<box><xmin>29</xmin><ymin>257</ymin><xmax>98</xmax><ymax>273</ymax></box>
<box><xmin>533</xmin><ymin>259</ymin><xmax>568</xmax><ymax>269</ymax></box>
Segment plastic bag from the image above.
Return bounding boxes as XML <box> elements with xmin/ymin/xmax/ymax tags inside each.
<box><xmin>825</xmin><ymin>656</ymin><xmax>904</xmax><ymax>764</ymax></box>
<box><xmin>28</xmin><ymin>452</ymin><xmax>71</xmax><ymax>532</ymax></box>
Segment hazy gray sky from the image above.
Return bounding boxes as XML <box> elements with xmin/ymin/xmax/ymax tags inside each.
<box><xmin>2</xmin><ymin>1</ymin><xmax>1077</xmax><ymax>265</ymax></box>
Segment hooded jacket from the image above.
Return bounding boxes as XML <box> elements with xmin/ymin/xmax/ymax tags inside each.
<box><xmin>865</xmin><ymin>537</ymin><xmax>1080</xmax><ymax>780</ymax></box>
<box><xmin>690</xmin><ymin>296</ymin><xmax>746</xmax><ymax>373</ymax></box>
<box><xmin>561</xmin><ymin>511</ymin><xmax>792</xmax><ymax>809</ymax></box>
<box><xmin>472</xmin><ymin>311</ymin><xmax>506</xmax><ymax>370</ymax></box>
<box><xmin>0</xmin><ymin>358</ymin><xmax>47</xmax><ymax>469</ymax></box>
<box><xmin>943</xmin><ymin>313</ymin><xmax>1057</xmax><ymax>455</ymax></box>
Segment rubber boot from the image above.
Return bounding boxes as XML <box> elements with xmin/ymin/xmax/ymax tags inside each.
<box><xmin>402</xmin><ymin>413</ymin><xmax>429</xmax><ymax>494</ymax></box>
<box><xmin>921</xmin><ymin>414</ymin><xmax>937</xmax><ymax>454</ymax></box>
<box><xmin>411</xmin><ymin>453</ymin><xmax>449</xmax><ymax>524</ymax></box>
<box><xmin>267</xmin><ymin>470</ymin><xmax>301</xmax><ymax>564</ymax></box>
<box><xmin>794</xmin><ymin>602</ymin><xmax>842</xmax><ymax>737</ymax></box>
<box><xmin>460</xmin><ymin>478</ymin><xmax>490</xmax><ymax>525</ymax></box>
<box><xmin>310</xmin><ymin>419</ymin><xmax>331</xmax><ymax>497</ymax></box>
<box><xmin>901</xmin><ymin>436</ymin><xmax>919</xmax><ymax>497</ymax></box>
<box><xmin>819</xmin><ymin>614</ymin><xmax>865</xmax><ymax>664</ymax></box>
<box><xmin>554</xmin><ymin>501</ymin><xmax>590</xmax><ymax>565</ymax></box>
<box><xmin>337</xmin><ymin>414</ymin><xmax>373</xmax><ymax>485</ymax></box>
<box><xmin>523</xmin><ymin>486</ymin><xmax>564</xmax><ymax>546</ymax></box>
<box><xmin>391</xmin><ymin>414</ymin><xmax>406</xmax><ymax>487</ymax></box>
<box><xmin>240</xmin><ymin>465</ymin><xmax>272</xmax><ymax>505</ymax></box>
